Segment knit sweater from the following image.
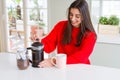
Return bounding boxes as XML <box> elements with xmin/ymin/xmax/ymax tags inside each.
<box><xmin>41</xmin><ymin>20</ymin><xmax>96</xmax><ymax>64</ymax></box>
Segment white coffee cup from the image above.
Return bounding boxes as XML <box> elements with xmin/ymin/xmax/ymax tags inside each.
<box><xmin>51</xmin><ymin>54</ymin><xmax>67</xmax><ymax>69</ymax></box>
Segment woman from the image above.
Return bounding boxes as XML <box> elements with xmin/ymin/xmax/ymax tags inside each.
<box><xmin>32</xmin><ymin>0</ymin><xmax>97</xmax><ymax>68</ymax></box>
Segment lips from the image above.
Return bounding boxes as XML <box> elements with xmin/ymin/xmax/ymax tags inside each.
<box><xmin>71</xmin><ymin>23</ymin><xmax>77</xmax><ymax>26</ymax></box>
<box><xmin>71</xmin><ymin>22</ymin><xmax>76</xmax><ymax>24</ymax></box>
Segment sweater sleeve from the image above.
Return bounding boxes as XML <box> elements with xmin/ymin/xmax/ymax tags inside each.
<box><xmin>67</xmin><ymin>32</ymin><xmax>96</xmax><ymax>64</ymax></box>
<box><xmin>41</xmin><ymin>22</ymin><xmax>60</xmax><ymax>53</ymax></box>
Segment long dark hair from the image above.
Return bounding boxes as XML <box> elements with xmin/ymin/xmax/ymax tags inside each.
<box><xmin>62</xmin><ymin>0</ymin><xmax>96</xmax><ymax>46</ymax></box>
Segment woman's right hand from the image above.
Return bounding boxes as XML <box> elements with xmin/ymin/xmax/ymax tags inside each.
<box><xmin>30</xmin><ymin>32</ymin><xmax>41</xmax><ymax>42</ymax></box>
<box><xmin>30</xmin><ymin>32</ymin><xmax>46</xmax><ymax>42</ymax></box>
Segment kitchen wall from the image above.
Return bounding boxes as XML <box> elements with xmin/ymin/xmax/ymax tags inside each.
<box><xmin>90</xmin><ymin>43</ymin><xmax>120</xmax><ymax>69</ymax></box>
<box><xmin>48</xmin><ymin>0</ymin><xmax>120</xmax><ymax>69</ymax></box>
<box><xmin>47</xmin><ymin>0</ymin><xmax>74</xmax><ymax>31</ymax></box>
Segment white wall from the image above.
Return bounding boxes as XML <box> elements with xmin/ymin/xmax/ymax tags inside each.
<box><xmin>48</xmin><ymin>0</ymin><xmax>120</xmax><ymax>69</ymax></box>
<box><xmin>48</xmin><ymin>0</ymin><xmax>74</xmax><ymax>31</ymax></box>
<box><xmin>90</xmin><ymin>43</ymin><xmax>120</xmax><ymax>69</ymax></box>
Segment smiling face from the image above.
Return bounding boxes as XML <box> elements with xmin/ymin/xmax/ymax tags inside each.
<box><xmin>69</xmin><ymin>8</ymin><xmax>82</xmax><ymax>28</ymax></box>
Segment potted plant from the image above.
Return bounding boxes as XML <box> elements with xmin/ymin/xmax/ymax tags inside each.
<box><xmin>108</xmin><ymin>15</ymin><xmax>119</xmax><ymax>25</ymax></box>
<box><xmin>98</xmin><ymin>15</ymin><xmax>120</xmax><ymax>35</ymax></box>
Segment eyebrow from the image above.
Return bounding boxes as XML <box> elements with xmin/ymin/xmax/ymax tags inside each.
<box><xmin>70</xmin><ymin>12</ymin><xmax>81</xmax><ymax>15</ymax></box>
<box><xmin>70</xmin><ymin>13</ymin><xmax>81</xmax><ymax>16</ymax></box>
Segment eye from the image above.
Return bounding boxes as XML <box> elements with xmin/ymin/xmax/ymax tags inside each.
<box><xmin>70</xmin><ymin>13</ymin><xmax>73</xmax><ymax>17</ymax></box>
<box><xmin>76</xmin><ymin>14</ymin><xmax>81</xmax><ymax>18</ymax></box>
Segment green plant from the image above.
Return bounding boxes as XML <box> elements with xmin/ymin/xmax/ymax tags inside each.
<box><xmin>15</xmin><ymin>0</ymin><xmax>21</xmax><ymax>5</ymax></box>
<box><xmin>108</xmin><ymin>15</ymin><xmax>119</xmax><ymax>25</ymax></box>
<box><xmin>99</xmin><ymin>16</ymin><xmax>108</xmax><ymax>25</ymax></box>
<box><xmin>99</xmin><ymin>15</ymin><xmax>120</xmax><ymax>26</ymax></box>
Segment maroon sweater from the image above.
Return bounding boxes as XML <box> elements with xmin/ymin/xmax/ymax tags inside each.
<box><xmin>41</xmin><ymin>20</ymin><xmax>96</xmax><ymax>64</ymax></box>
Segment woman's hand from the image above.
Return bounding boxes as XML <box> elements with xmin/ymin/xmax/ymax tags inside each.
<box><xmin>38</xmin><ymin>58</ymin><xmax>54</xmax><ymax>68</ymax></box>
<box><xmin>30</xmin><ymin>32</ymin><xmax>42</xmax><ymax>42</ymax></box>
<box><xmin>30</xmin><ymin>32</ymin><xmax>38</xmax><ymax>41</ymax></box>
<box><xmin>30</xmin><ymin>32</ymin><xmax>46</xmax><ymax>42</ymax></box>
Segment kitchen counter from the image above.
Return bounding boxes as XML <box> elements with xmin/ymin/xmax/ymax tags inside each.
<box><xmin>0</xmin><ymin>53</ymin><xmax>120</xmax><ymax>80</ymax></box>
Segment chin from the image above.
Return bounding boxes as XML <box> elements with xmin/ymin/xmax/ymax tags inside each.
<box><xmin>72</xmin><ymin>25</ymin><xmax>79</xmax><ymax>28</ymax></box>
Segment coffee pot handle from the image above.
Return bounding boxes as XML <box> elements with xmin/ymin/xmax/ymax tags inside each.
<box><xmin>27</xmin><ymin>47</ymin><xmax>32</xmax><ymax>63</ymax></box>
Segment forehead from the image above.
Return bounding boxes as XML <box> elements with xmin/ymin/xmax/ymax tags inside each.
<box><xmin>70</xmin><ymin>8</ymin><xmax>80</xmax><ymax>14</ymax></box>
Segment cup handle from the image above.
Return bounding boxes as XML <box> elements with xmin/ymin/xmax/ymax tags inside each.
<box><xmin>51</xmin><ymin>57</ymin><xmax>57</xmax><ymax>66</ymax></box>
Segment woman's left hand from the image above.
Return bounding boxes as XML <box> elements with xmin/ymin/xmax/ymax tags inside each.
<box><xmin>38</xmin><ymin>58</ymin><xmax>54</xmax><ymax>68</ymax></box>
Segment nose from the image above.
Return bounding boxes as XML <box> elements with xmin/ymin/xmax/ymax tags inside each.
<box><xmin>71</xmin><ymin>16</ymin><xmax>76</xmax><ymax>22</ymax></box>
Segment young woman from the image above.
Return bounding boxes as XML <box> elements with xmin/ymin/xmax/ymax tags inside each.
<box><xmin>32</xmin><ymin>0</ymin><xmax>97</xmax><ymax>68</ymax></box>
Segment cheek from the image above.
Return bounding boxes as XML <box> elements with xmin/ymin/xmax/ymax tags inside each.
<box><xmin>69</xmin><ymin>16</ymin><xmax>73</xmax><ymax>21</ymax></box>
<box><xmin>77</xmin><ymin>18</ymin><xmax>82</xmax><ymax>24</ymax></box>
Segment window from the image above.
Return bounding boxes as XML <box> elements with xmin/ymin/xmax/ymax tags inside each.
<box><xmin>90</xmin><ymin>0</ymin><xmax>120</xmax><ymax>44</ymax></box>
<box><xmin>0</xmin><ymin>0</ymin><xmax>48</xmax><ymax>52</ymax></box>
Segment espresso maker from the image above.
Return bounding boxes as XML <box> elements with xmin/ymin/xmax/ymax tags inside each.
<box><xmin>27</xmin><ymin>41</ymin><xmax>44</xmax><ymax>67</ymax></box>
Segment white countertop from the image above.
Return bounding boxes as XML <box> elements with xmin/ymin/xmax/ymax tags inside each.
<box><xmin>0</xmin><ymin>53</ymin><xmax>120</xmax><ymax>80</ymax></box>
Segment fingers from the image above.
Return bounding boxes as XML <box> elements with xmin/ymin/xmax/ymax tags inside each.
<box><xmin>30</xmin><ymin>33</ymin><xmax>40</xmax><ymax>42</ymax></box>
<box><xmin>38</xmin><ymin>61</ymin><xmax>50</xmax><ymax>68</ymax></box>
<box><xmin>30</xmin><ymin>33</ymin><xmax>36</xmax><ymax>41</ymax></box>
<box><xmin>38</xmin><ymin>61</ymin><xmax>45</xmax><ymax>68</ymax></box>
<box><xmin>38</xmin><ymin>64</ymin><xmax>44</xmax><ymax>68</ymax></box>
<box><xmin>38</xmin><ymin>59</ymin><xmax>54</xmax><ymax>68</ymax></box>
